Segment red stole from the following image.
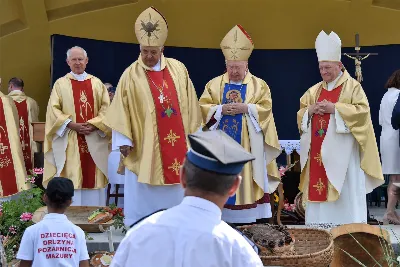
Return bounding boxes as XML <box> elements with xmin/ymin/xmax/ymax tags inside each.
<box><xmin>71</xmin><ymin>79</ymin><xmax>96</xmax><ymax>189</ymax></box>
<box><xmin>309</xmin><ymin>85</ymin><xmax>343</xmax><ymax>201</ymax></box>
<box><xmin>146</xmin><ymin>68</ymin><xmax>187</xmax><ymax>184</ymax></box>
<box><xmin>13</xmin><ymin>100</ymin><xmax>33</xmax><ymax>172</ymax></box>
<box><xmin>0</xmin><ymin>98</ymin><xmax>18</xmax><ymax>196</ymax></box>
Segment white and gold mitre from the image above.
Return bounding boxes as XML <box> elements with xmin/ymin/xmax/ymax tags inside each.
<box><xmin>315</xmin><ymin>30</ymin><xmax>342</xmax><ymax>62</ymax></box>
<box><xmin>135</xmin><ymin>7</ymin><xmax>168</xmax><ymax>47</ymax></box>
<box><xmin>220</xmin><ymin>25</ymin><xmax>254</xmax><ymax>61</ymax></box>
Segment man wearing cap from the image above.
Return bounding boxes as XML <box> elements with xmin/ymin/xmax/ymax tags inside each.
<box><xmin>104</xmin><ymin>7</ymin><xmax>201</xmax><ymax>225</ymax></box>
<box><xmin>297</xmin><ymin>31</ymin><xmax>384</xmax><ymax>226</ymax></box>
<box><xmin>110</xmin><ymin>130</ymin><xmax>263</xmax><ymax>267</ymax></box>
<box><xmin>0</xmin><ymin>77</ymin><xmax>28</xmax><ymax>201</ymax></box>
<box><xmin>199</xmin><ymin>25</ymin><xmax>281</xmax><ymax>224</ymax></box>
<box><xmin>44</xmin><ymin>46</ymin><xmax>110</xmax><ymax>206</ymax></box>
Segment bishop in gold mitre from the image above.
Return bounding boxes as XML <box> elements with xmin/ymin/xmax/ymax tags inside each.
<box><xmin>0</xmin><ymin>78</ymin><xmax>28</xmax><ymax>200</ymax></box>
<box><xmin>297</xmin><ymin>30</ymin><xmax>383</xmax><ymax>226</ymax></box>
<box><xmin>43</xmin><ymin>46</ymin><xmax>110</xmax><ymax>206</ymax></box>
<box><xmin>104</xmin><ymin>7</ymin><xmax>201</xmax><ymax>226</ymax></box>
<box><xmin>7</xmin><ymin>77</ymin><xmax>39</xmax><ymax>173</ymax></box>
<box><xmin>198</xmin><ymin>25</ymin><xmax>281</xmax><ymax>224</ymax></box>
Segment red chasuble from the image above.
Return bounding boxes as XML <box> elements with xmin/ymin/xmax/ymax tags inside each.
<box><xmin>71</xmin><ymin>79</ymin><xmax>96</xmax><ymax>189</ymax></box>
<box><xmin>13</xmin><ymin>100</ymin><xmax>33</xmax><ymax>172</ymax></box>
<box><xmin>309</xmin><ymin>85</ymin><xmax>343</xmax><ymax>201</ymax></box>
<box><xmin>0</xmin><ymin>98</ymin><xmax>18</xmax><ymax>196</ymax></box>
<box><xmin>146</xmin><ymin>68</ymin><xmax>187</xmax><ymax>184</ymax></box>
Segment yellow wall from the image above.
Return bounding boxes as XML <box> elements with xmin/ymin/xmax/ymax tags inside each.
<box><xmin>1</xmin><ymin>0</ymin><xmax>400</xmax><ymax>120</ymax></box>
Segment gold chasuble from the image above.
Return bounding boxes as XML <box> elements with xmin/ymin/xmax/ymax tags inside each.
<box><xmin>104</xmin><ymin>55</ymin><xmax>202</xmax><ymax>185</ymax></box>
<box><xmin>297</xmin><ymin>70</ymin><xmax>384</xmax><ymax>202</ymax></box>
<box><xmin>199</xmin><ymin>72</ymin><xmax>281</xmax><ymax>206</ymax></box>
<box><xmin>43</xmin><ymin>73</ymin><xmax>110</xmax><ymax>189</ymax></box>
<box><xmin>8</xmin><ymin>91</ymin><xmax>39</xmax><ymax>172</ymax></box>
<box><xmin>199</xmin><ymin>25</ymin><xmax>281</xmax><ymax>208</ymax></box>
<box><xmin>0</xmin><ymin>92</ymin><xmax>28</xmax><ymax>197</ymax></box>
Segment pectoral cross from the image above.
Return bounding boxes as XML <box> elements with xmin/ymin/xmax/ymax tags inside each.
<box><xmin>343</xmin><ymin>33</ymin><xmax>378</xmax><ymax>83</ymax></box>
<box><xmin>158</xmin><ymin>93</ymin><xmax>165</xmax><ymax>103</ymax></box>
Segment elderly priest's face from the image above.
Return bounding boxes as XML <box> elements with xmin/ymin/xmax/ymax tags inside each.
<box><xmin>226</xmin><ymin>60</ymin><xmax>248</xmax><ymax>82</ymax></box>
<box><xmin>319</xmin><ymin>61</ymin><xmax>342</xmax><ymax>83</ymax></box>
<box><xmin>66</xmin><ymin>48</ymin><xmax>88</xmax><ymax>75</ymax></box>
<box><xmin>141</xmin><ymin>46</ymin><xmax>163</xmax><ymax>68</ymax></box>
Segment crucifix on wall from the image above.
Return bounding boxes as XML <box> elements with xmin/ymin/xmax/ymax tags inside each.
<box><xmin>343</xmin><ymin>33</ymin><xmax>378</xmax><ymax>83</ymax></box>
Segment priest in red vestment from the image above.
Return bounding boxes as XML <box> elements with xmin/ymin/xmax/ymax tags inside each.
<box><xmin>0</xmin><ymin>78</ymin><xmax>28</xmax><ymax>201</ymax></box>
<box><xmin>8</xmin><ymin>77</ymin><xmax>39</xmax><ymax>173</ymax></box>
<box><xmin>104</xmin><ymin>7</ymin><xmax>202</xmax><ymax>226</ymax></box>
<box><xmin>43</xmin><ymin>46</ymin><xmax>110</xmax><ymax>206</ymax></box>
<box><xmin>297</xmin><ymin>31</ymin><xmax>383</xmax><ymax>226</ymax></box>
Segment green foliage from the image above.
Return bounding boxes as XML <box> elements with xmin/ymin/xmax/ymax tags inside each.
<box><xmin>100</xmin><ymin>203</ymin><xmax>127</xmax><ymax>234</ymax></box>
<box><xmin>0</xmin><ymin>171</ymin><xmax>44</xmax><ymax>262</ymax></box>
<box><xmin>84</xmin><ymin>231</ymin><xmax>93</xmax><ymax>240</ymax></box>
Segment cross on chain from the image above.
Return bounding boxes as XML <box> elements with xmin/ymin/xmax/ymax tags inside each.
<box><xmin>342</xmin><ymin>33</ymin><xmax>378</xmax><ymax>83</ymax></box>
<box><xmin>158</xmin><ymin>93</ymin><xmax>165</xmax><ymax>103</ymax></box>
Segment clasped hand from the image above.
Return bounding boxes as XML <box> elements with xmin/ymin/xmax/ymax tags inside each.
<box><xmin>120</xmin><ymin>145</ymin><xmax>133</xmax><ymax>157</ymax></box>
<box><xmin>67</xmin><ymin>122</ymin><xmax>97</xmax><ymax>135</ymax></box>
<box><xmin>222</xmin><ymin>103</ymin><xmax>248</xmax><ymax>116</ymax></box>
<box><xmin>309</xmin><ymin>100</ymin><xmax>335</xmax><ymax>115</ymax></box>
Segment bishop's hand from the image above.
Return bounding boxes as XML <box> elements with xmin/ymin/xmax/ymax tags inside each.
<box><xmin>222</xmin><ymin>104</ymin><xmax>232</xmax><ymax>115</ymax></box>
<box><xmin>120</xmin><ymin>145</ymin><xmax>133</xmax><ymax>157</ymax></box>
<box><xmin>222</xmin><ymin>103</ymin><xmax>248</xmax><ymax>115</ymax></box>
<box><xmin>81</xmin><ymin>123</ymin><xmax>97</xmax><ymax>135</ymax></box>
<box><xmin>67</xmin><ymin>122</ymin><xmax>87</xmax><ymax>135</ymax></box>
<box><xmin>318</xmin><ymin>100</ymin><xmax>335</xmax><ymax>114</ymax></box>
<box><xmin>308</xmin><ymin>104</ymin><xmax>323</xmax><ymax>116</ymax></box>
<box><xmin>230</xmin><ymin>103</ymin><xmax>248</xmax><ymax>115</ymax></box>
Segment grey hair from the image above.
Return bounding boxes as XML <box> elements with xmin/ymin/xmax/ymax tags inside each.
<box><xmin>66</xmin><ymin>46</ymin><xmax>88</xmax><ymax>59</ymax></box>
<box><xmin>139</xmin><ymin>45</ymin><xmax>163</xmax><ymax>51</ymax></box>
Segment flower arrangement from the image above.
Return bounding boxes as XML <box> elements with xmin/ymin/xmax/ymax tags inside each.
<box><xmin>0</xmin><ymin>169</ymin><xmax>44</xmax><ymax>263</ymax></box>
<box><xmin>102</xmin><ymin>204</ymin><xmax>127</xmax><ymax>234</ymax></box>
<box><xmin>273</xmin><ymin>161</ymin><xmax>298</xmax><ymax>204</ymax></box>
<box><xmin>283</xmin><ymin>200</ymin><xmax>296</xmax><ymax>212</ymax></box>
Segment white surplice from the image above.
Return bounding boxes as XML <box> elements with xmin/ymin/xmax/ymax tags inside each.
<box><xmin>110</xmin><ymin>197</ymin><xmax>263</xmax><ymax>267</ymax></box>
<box><xmin>379</xmin><ymin>88</ymin><xmax>400</xmax><ymax>174</ymax></box>
<box><xmin>50</xmin><ymin>71</ymin><xmax>106</xmax><ymax>207</ymax></box>
<box><xmin>300</xmin><ymin>73</ymin><xmax>375</xmax><ymax>226</ymax></box>
<box><xmin>112</xmin><ymin>131</ymin><xmax>183</xmax><ymax>226</ymax></box>
<box><xmin>107</xmin><ymin>149</ymin><xmax>125</xmax><ymax>208</ymax></box>
<box><xmin>207</xmin><ymin>81</ymin><xmax>277</xmax><ymax>224</ymax></box>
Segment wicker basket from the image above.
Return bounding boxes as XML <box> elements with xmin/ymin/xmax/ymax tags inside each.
<box><xmin>294</xmin><ymin>192</ymin><xmax>306</xmax><ymax>220</ymax></box>
<box><xmin>330</xmin><ymin>223</ymin><xmax>393</xmax><ymax>267</ymax></box>
<box><xmin>238</xmin><ymin>226</ymin><xmax>333</xmax><ymax>267</ymax></box>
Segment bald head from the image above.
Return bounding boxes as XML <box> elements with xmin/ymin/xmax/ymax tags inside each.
<box><xmin>66</xmin><ymin>46</ymin><xmax>88</xmax><ymax>75</ymax></box>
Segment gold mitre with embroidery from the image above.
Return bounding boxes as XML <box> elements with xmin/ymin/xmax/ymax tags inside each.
<box><xmin>135</xmin><ymin>7</ymin><xmax>168</xmax><ymax>47</ymax></box>
<box><xmin>220</xmin><ymin>25</ymin><xmax>254</xmax><ymax>61</ymax></box>
<box><xmin>315</xmin><ymin>30</ymin><xmax>342</xmax><ymax>62</ymax></box>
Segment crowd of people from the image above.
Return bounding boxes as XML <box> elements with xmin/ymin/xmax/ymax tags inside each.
<box><xmin>0</xmin><ymin>5</ymin><xmax>399</xmax><ymax>267</ymax></box>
